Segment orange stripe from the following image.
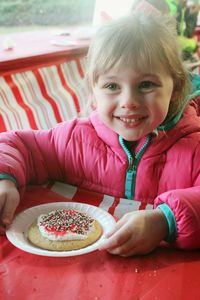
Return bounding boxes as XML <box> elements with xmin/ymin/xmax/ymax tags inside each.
<box><xmin>139</xmin><ymin>201</ymin><xmax>147</xmax><ymax>210</ymax></box>
<box><xmin>0</xmin><ymin>88</ymin><xmax>21</xmax><ymax>129</ymax></box>
<box><xmin>72</xmin><ymin>188</ymin><xmax>104</xmax><ymax>207</ymax></box>
<box><xmin>76</xmin><ymin>58</ymin><xmax>85</xmax><ymax>78</ymax></box>
<box><xmin>21</xmin><ymin>72</ymin><xmax>54</xmax><ymax>129</ymax></box>
<box><xmin>57</xmin><ymin>64</ymin><xmax>81</xmax><ymax>113</ymax></box>
<box><xmin>33</xmin><ymin>69</ymin><xmax>62</xmax><ymax>123</ymax></box>
<box><xmin>0</xmin><ymin>113</ymin><xmax>7</xmax><ymax>132</ymax></box>
<box><xmin>46</xmin><ymin>182</ymin><xmax>55</xmax><ymax>190</ymax></box>
<box><xmin>108</xmin><ymin>197</ymin><xmax>121</xmax><ymax>215</ymax></box>
<box><xmin>4</xmin><ymin>75</ymin><xmax>38</xmax><ymax>129</ymax></box>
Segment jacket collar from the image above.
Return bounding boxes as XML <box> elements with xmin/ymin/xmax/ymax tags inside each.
<box><xmin>90</xmin><ymin>104</ymin><xmax>200</xmax><ymax>152</ymax></box>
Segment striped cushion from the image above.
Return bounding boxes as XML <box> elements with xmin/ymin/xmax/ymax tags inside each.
<box><xmin>0</xmin><ymin>57</ymin><xmax>88</xmax><ymax>131</ymax></box>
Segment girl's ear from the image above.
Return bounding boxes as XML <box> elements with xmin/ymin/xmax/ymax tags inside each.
<box><xmin>88</xmin><ymin>92</ymin><xmax>97</xmax><ymax>111</ymax></box>
<box><xmin>91</xmin><ymin>95</ymin><xmax>97</xmax><ymax>110</ymax></box>
<box><xmin>91</xmin><ymin>102</ymin><xmax>97</xmax><ymax>110</ymax></box>
<box><xmin>90</xmin><ymin>84</ymin><xmax>98</xmax><ymax>110</ymax></box>
<box><xmin>85</xmin><ymin>77</ymin><xmax>97</xmax><ymax>111</ymax></box>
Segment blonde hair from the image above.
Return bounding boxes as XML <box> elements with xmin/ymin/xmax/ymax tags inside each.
<box><xmin>86</xmin><ymin>13</ymin><xmax>191</xmax><ymax>123</ymax></box>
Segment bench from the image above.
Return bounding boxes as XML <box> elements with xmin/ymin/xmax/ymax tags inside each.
<box><xmin>0</xmin><ymin>30</ymin><xmax>89</xmax><ymax>131</ymax></box>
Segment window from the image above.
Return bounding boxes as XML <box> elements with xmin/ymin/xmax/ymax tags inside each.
<box><xmin>0</xmin><ymin>0</ymin><xmax>96</xmax><ymax>33</ymax></box>
<box><xmin>93</xmin><ymin>0</ymin><xmax>133</xmax><ymax>26</ymax></box>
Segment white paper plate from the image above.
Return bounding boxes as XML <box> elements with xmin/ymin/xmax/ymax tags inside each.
<box><xmin>6</xmin><ymin>202</ymin><xmax>116</xmax><ymax>257</ymax></box>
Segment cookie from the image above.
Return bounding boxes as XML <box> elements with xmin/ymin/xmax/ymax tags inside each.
<box><xmin>27</xmin><ymin>209</ymin><xmax>102</xmax><ymax>251</ymax></box>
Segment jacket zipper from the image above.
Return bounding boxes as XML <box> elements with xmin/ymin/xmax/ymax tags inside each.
<box><xmin>119</xmin><ymin>135</ymin><xmax>152</xmax><ymax>199</ymax></box>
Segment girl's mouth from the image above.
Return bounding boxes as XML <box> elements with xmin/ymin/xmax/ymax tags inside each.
<box><xmin>119</xmin><ymin>117</ymin><xmax>146</xmax><ymax>123</ymax></box>
<box><xmin>114</xmin><ymin>115</ymin><xmax>148</xmax><ymax>128</ymax></box>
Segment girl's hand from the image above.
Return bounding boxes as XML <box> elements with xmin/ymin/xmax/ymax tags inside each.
<box><xmin>99</xmin><ymin>209</ymin><xmax>168</xmax><ymax>257</ymax></box>
<box><xmin>0</xmin><ymin>180</ymin><xmax>20</xmax><ymax>235</ymax></box>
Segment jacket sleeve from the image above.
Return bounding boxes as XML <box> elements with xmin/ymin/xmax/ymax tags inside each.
<box><xmin>154</xmin><ymin>186</ymin><xmax>200</xmax><ymax>249</ymax></box>
<box><xmin>154</xmin><ymin>143</ymin><xmax>200</xmax><ymax>250</ymax></box>
<box><xmin>0</xmin><ymin>121</ymin><xmax>76</xmax><ymax>189</ymax></box>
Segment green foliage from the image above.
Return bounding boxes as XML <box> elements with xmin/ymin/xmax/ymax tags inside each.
<box><xmin>0</xmin><ymin>0</ymin><xmax>95</xmax><ymax>26</ymax></box>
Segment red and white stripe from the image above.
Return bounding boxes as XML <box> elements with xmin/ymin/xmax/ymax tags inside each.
<box><xmin>47</xmin><ymin>182</ymin><xmax>153</xmax><ymax>218</ymax></box>
<box><xmin>0</xmin><ymin>57</ymin><xmax>87</xmax><ymax>132</ymax></box>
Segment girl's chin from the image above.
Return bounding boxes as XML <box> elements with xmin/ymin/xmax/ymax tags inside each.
<box><xmin>119</xmin><ymin>133</ymin><xmax>144</xmax><ymax>141</ymax></box>
<box><xmin>117</xmin><ymin>127</ymin><xmax>147</xmax><ymax>140</ymax></box>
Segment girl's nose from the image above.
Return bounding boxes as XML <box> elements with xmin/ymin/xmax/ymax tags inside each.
<box><xmin>120</xmin><ymin>89</ymin><xmax>140</xmax><ymax>109</ymax></box>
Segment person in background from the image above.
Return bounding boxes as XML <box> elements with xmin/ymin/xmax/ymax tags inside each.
<box><xmin>176</xmin><ymin>0</ymin><xmax>199</xmax><ymax>61</ymax></box>
<box><xmin>165</xmin><ymin>0</ymin><xmax>179</xmax><ymax>15</ymax></box>
<box><xmin>131</xmin><ymin>0</ymin><xmax>170</xmax><ymax>14</ymax></box>
<box><xmin>1</xmin><ymin>12</ymin><xmax>200</xmax><ymax>257</ymax></box>
<box><xmin>132</xmin><ymin>0</ymin><xmax>199</xmax><ymax>62</ymax></box>
<box><xmin>182</xmin><ymin>2</ymin><xmax>199</xmax><ymax>38</ymax></box>
<box><xmin>131</xmin><ymin>0</ymin><xmax>200</xmax><ymax>98</ymax></box>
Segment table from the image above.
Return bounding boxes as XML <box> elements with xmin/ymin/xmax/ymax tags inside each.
<box><xmin>0</xmin><ymin>29</ymin><xmax>89</xmax><ymax>74</ymax></box>
<box><xmin>1</xmin><ymin>182</ymin><xmax>200</xmax><ymax>300</ymax></box>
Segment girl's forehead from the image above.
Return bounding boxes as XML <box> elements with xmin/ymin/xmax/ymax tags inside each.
<box><xmin>99</xmin><ymin>63</ymin><xmax>169</xmax><ymax>79</ymax></box>
<box><xmin>97</xmin><ymin>49</ymin><xmax>166</xmax><ymax>74</ymax></box>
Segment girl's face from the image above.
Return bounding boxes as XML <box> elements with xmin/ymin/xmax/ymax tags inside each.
<box><xmin>93</xmin><ymin>65</ymin><xmax>174</xmax><ymax>141</ymax></box>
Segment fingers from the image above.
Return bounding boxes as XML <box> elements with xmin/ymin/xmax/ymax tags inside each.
<box><xmin>99</xmin><ymin>209</ymin><xmax>164</xmax><ymax>257</ymax></box>
<box><xmin>0</xmin><ymin>182</ymin><xmax>20</xmax><ymax>229</ymax></box>
<box><xmin>104</xmin><ymin>217</ymin><xmax>127</xmax><ymax>238</ymax></box>
<box><xmin>99</xmin><ymin>218</ymin><xmax>131</xmax><ymax>251</ymax></box>
<box><xmin>100</xmin><ymin>234</ymin><xmax>152</xmax><ymax>257</ymax></box>
<box><xmin>99</xmin><ymin>228</ymin><xmax>129</xmax><ymax>251</ymax></box>
<box><xmin>1</xmin><ymin>194</ymin><xmax>20</xmax><ymax>225</ymax></box>
<box><xmin>0</xmin><ymin>227</ymin><xmax>6</xmax><ymax>235</ymax></box>
<box><xmin>99</xmin><ymin>229</ymin><xmax>140</xmax><ymax>257</ymax></box>
<box><xmin>0</xmin><ymin>196</ymin><xmax>20</xmax><ymax>235</ymax></box>
<box><xmin>0</xmin><ymin>195</ymin><xmax>19</xmax><ymax>235</ymax></box>
<box><xmin>107</xmin><ymin>240</ymin><xmax>152</xmax><ymax>257</ymax></box>
<box><xmin>0</xmin><ymin>180</ymin><xmax>20</xmax><ymax>235</ymax></box>
<box><xmin>0</xmin><ymin>197</ymin><xmax>6</xmax><ymax>234</ymax></box>
<box><xmin>107</xmin><ymin>238</ymin><xmax>136</xmax><ymax>256</ymax></box>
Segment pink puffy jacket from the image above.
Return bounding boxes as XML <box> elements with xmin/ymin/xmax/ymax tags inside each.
<box><xmin>1</xmin><ymin>104</ymin><xmax>200</xmax><ymax>250</ymax></box>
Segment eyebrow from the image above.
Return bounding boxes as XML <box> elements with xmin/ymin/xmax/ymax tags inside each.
<box><xmin>100</xmin><ymin>73</ymin><xmax>161</xmax><ymax>80</ymax></box>
<box><xmin>100</xmin><ymin>76</ymin><xmax>118</xmax><ymax>80</ymax></box>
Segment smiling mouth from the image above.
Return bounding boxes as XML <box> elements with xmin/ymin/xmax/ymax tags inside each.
<box><xmin>116</xmin><ymin>116</ymin><xmax>147</xmax><ymax>124</ymax></box>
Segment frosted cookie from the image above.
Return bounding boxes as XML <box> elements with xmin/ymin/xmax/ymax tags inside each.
<box><xmin>27</xmin><ymin>209</ymin><xmax>102</xmax><ymax>251</ymax></box>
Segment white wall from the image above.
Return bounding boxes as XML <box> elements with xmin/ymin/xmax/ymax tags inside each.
<box><xmin>93</xmin><ymin>0</ymin><xmax>134</xmax><ymax>26</ymax></box>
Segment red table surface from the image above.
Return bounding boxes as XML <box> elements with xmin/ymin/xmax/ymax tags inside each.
<box><xmin>1</xmin><ymin>184</ymin><xmax>200</xmax><ymax>300</ymax></box>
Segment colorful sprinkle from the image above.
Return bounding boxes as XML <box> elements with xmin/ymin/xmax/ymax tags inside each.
<box><xmin>39</xmin><ymin>209</ymin><xmax>94</xmax><ymax>236</ymax></box>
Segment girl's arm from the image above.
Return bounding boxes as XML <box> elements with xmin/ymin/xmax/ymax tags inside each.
<box><xmin>154</xmin><ymin>144</ymin><xmax>200</xmax><ymax>250</ymax></box>
<box><xmin>0</xmin><ymin>121</ymin><xmax>75</xmax><ymax>189</ymax></box>
<box><xmin>154</xmin><ymin>185</ymin><xmax>200</xmax><ymax>249</ymax></box>
<box><xmin>0</xmin><ymin>121</ymin><xmax>75</xmax><ymax>231</ymax></box>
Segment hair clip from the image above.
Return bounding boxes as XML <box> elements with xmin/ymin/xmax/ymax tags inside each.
<box><xmin>133</xmin><ymin>0</ymin><xmax>161</xmax><ymax>16</ymax></box>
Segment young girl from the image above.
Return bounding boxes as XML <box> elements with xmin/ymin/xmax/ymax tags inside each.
<box><xmin>1</xmin><ymin>12</ymin><xmax>200</xmax><ymax>257</ymax></box>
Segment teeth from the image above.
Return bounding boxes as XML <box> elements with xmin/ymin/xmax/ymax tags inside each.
<box><xmin>120</xmin><ymin>117</ymin><xmax>142</xmax><ymax>123</ymax></box>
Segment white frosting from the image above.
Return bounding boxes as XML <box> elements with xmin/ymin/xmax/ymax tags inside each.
<box><xmin>37</xmin><ymin>211</ymin><xmax>95</xmax><ymax>241</ymax></box>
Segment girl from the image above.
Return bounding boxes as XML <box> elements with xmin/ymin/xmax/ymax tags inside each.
<box><xmin>1</xmin><ymin>12</ymin><xmax>200</xmax><ymax>257</ymax></box>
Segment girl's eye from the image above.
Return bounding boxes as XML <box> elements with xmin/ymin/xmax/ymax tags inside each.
<box><xmin>138</xmin><ymin>81</ymin><xmax>158</xmax><ymax>91</ymax></box>
<box><xmin>104</xmin><ymin>83</ymin><xmax>119</xmax><ymax>91</ymax></box>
